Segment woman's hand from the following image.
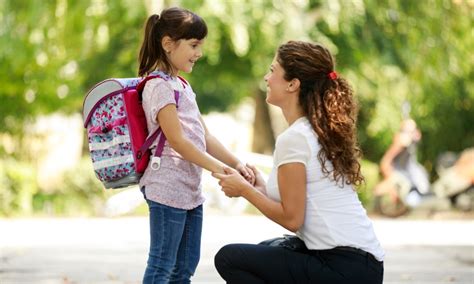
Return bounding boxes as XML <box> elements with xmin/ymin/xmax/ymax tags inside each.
<box><xmin>212</xmin><ymin>167</ymin><xmax>251</xmax><ymax>198</ymax></box>
<box><xmin>246</xmin><ymin>164</ymin><xmax>267</xmax><ymax>196</ymax></box>
<box><xmin>235</xmin><ymin>162</ymin><xmax>256</xmax><ymax>185</ymax></box>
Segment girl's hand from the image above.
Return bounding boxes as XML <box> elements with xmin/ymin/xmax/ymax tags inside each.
<box><xmin>212</xmin><ymin>167</ymin><xmax>251</xmax><ymax>198</ymax></box>
<box><xmin>235</xmin><ymin>162</ymin><xmax>256</xmax><ymax>185</ymax></box>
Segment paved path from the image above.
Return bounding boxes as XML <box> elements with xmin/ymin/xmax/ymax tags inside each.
<box><xmin>0</xmin><ymin>215</ymin><xmax>473</xmax><ymax>283</ymax></box>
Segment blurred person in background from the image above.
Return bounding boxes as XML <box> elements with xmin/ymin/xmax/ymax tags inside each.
<box><xmin>374</xmin><ymin>118</ymin><xmax>431</xmax><ymax>209</ymax></box>
<box><xmin>432</xmin><ymin>148</ymin><xmax>474</xmax><ymax>211</ymax></box>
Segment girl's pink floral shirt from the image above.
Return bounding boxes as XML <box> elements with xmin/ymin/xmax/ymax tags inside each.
<box><xmin>139</xmin><ymin>72</ymin><xmax>206</xmax><ymax>210</ymax></box>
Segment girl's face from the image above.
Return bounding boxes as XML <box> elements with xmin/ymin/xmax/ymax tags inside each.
<box><xmin>168</xmin><ymin>38</ymin><xmax>204</xmax><ymax>75</ymax></box>
<box><xmin>264</xmin><ymin>57</ymin><xmax>290</xmax><ymax>107</ymax></box>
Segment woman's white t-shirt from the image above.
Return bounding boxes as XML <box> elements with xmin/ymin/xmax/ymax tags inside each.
<box><xmin>266</xmin><ymin>117</ymin><xmax>385</xmax><ymax>261</ymax></box>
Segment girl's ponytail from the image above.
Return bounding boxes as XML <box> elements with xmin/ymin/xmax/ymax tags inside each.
<box><xmin>138</xmin><ymin>14</ymin><xmax>163</xmax><ymax>77</ymax></box>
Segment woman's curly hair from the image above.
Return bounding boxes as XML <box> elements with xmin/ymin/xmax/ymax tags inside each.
<box><xmin>277</xmin><ymin>41</ymin><xmax>364</xmax><ymax>186</ymax></box>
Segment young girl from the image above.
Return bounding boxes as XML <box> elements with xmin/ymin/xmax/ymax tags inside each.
<box><xmin>137</xmin><ymin>7</ymin><xmax>254</xmax><ymax>284</ymax></box>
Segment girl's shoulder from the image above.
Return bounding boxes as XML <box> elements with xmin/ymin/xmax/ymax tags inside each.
<box><xmin>144</xmin><ymin>71</ymin><xmax>195</xmax><ymax>99</ymax></box>
<box><xmin>144</xmin><ymin>70</ymin><xmax>177</xmax><ymax>90</ymax></box>
<box><xmin>144</xmin><ymin>77</ymin><xmax>174</xmax><ymax>93</ymax></box>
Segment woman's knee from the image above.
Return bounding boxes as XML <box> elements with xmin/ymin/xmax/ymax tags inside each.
<box><xmin>214</xmin><ymin>244</ymin><xmax>241</xmax><ymax>271</ymax></box>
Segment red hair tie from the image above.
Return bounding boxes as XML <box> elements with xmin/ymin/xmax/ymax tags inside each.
<box><xmin>328</xmin><ymin>71</ymin><xmax>338</xmax><ymax>80</ymax></box>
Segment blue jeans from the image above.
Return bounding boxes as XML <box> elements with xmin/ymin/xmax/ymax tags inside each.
<box><xmin>142</xmin><ymin>194</ymin><xmax>203</xmax><ymax>284</ymax></box>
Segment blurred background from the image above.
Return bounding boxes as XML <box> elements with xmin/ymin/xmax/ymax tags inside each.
<box><xmin>1</xmin><ymin>1</ymin><xmax>473</xmax><ymax>283</ymax></box>
<box><xmin>0</xmin><ymin>0</ymin><xmax>473</xmax><ymax>217</ymax></box>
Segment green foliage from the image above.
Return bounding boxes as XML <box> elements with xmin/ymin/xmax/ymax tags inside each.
<box><xmin>0</xmin><ymin>158</ymin><xmax>38</xmax><ymax>216</ymax></box>
<box><xmin>0</xmin><ymin>156</ymin><xmax>106</xmax><ymax>217</ymax></box>
<box><xmin>0</xmin><ymin>0</ymin><xmax>147</xmax><ymax>134</ymax></box>
<box><xmin>2</xmin><ymin>0</ymin><xmax>472</xmax><ymax>152</ymax></box>
<box><xmin>357</xmin><ymin>159</ymin><xmax>381</xmax><ymax>209</ymax></box>
<box><xmin>181</xmin><ymin>0</ymin><xmax>313</xmax><ymax>113</ymax></box>
<box><xmin>315</xmin><ymin>0</ymin><xmax>474</xmax><ymax>169</ymax></box>
<box><xmin>32</xmin><ymin>158</ymin><xmax>106</xmax><ymax>216</ymax></box>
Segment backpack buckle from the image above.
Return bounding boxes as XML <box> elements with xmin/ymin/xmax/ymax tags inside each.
<box><xmin>151</xmin><ymin>156</ymin><xmax>161</xmax><ymax>170</ymax></box>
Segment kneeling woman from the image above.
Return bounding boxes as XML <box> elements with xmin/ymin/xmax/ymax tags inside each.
<box><xmin>213</xmin><ymin>41</ymin><xmax>384</xmax><ymax>284</ymax></box>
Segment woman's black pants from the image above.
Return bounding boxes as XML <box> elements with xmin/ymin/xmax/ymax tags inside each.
<box><xmin>214</xmin><ymin>243</ymin><xmax>383</xmax><ymax>284</ymax></box>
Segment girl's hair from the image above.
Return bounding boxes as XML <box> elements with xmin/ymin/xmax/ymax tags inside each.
<box><xmin>277</xmin><ymin>41</ymin><xmax>364</xmax><ymax>186</ymax></box>
<box><xmin>138</xmin><ymin>7</ymin><xmax>207</xmax><ymax>77</ymax></box>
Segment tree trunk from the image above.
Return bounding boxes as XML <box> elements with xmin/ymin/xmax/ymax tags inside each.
<box><xmin>252</xmin><ymin>89</ymin><xmax>275</xmax><ymax>155</ymax></box>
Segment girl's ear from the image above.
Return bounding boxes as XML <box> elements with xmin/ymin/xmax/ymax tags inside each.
<box><xmin>161</xmin><ymin>36</ymin><xmax>173</xmax><ymax>53</ymax></box>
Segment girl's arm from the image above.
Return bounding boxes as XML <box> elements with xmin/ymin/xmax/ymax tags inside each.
<box><xmin>157</xmin><ymin>104</ymin><xmax>225</xmax><ymax>174</ymax></box>
<box><xmin>214</xmin><ymin>163</ymin><xmax>306</xmax><ymax>232</ymax></box>
<box><xmin>199</xmin><ymin>116</ymin><xmax>255</xmax><ymax>183</ymax></box>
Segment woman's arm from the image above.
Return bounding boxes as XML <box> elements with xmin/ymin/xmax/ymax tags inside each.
<box><xmin>214</xmin><ymin>163</ymin><xmax>306</xmax><ymax>232</ymax></box>
<box><xmin>157</xmin><ymin>104</ymin><xmax>225</xmax><ymax>173</ymax></box>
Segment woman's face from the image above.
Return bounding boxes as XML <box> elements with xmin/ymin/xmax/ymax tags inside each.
<box><xmin>264</xmin><ymin>56</ymin><xmax>290</xmax><ymax>107</ymax></box>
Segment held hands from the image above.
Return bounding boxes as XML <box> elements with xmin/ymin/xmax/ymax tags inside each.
<box><xmin>235</xmin><ymin>162</ymin><xmax>256</xmax><ymax>185</ymax></box>
<box><xmin>213</xmin><ymin>167</ymin><xmax>248</xmax><ymax>198</ymax></box>
<box><xmin>212</xmin><ymin>164</ymin><xmax>266</xmax><ymax>198</ymax></box>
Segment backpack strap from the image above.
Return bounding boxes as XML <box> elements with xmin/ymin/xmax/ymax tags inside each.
<box><xmin>141</xmin><ymin>90</ymin><xmax>180</xmax><ymax>156</ymax></box>
<box><xmin>137</xmin><ymin>73</ymin><xmax>187</xmax><ymax>93</ymax></box>
<box><xmin>136</xmin><ymin>74</ymin><xmax>162</xmax><ymax>99</ymax></box>
<box><xmin>177</xmin><ymin>76</ymin><xmax>189</xmax><ymax>87</ymax></box>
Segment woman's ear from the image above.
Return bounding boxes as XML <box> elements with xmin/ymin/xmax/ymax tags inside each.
<box><xmin>288</xmin><ymin>78</ymin><xmax>301</xmax><ymax>92</ymax></box>
<box><xmin>161</xmin><ymin>36</ymin><xmax>173</xmax><ymax>54</ymax></box>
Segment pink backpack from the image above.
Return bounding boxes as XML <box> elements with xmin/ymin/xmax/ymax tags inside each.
<box><xmin>82</xmin><ymin>73</ymin><xmax>183</xmax><ymax>189</ymax></box>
